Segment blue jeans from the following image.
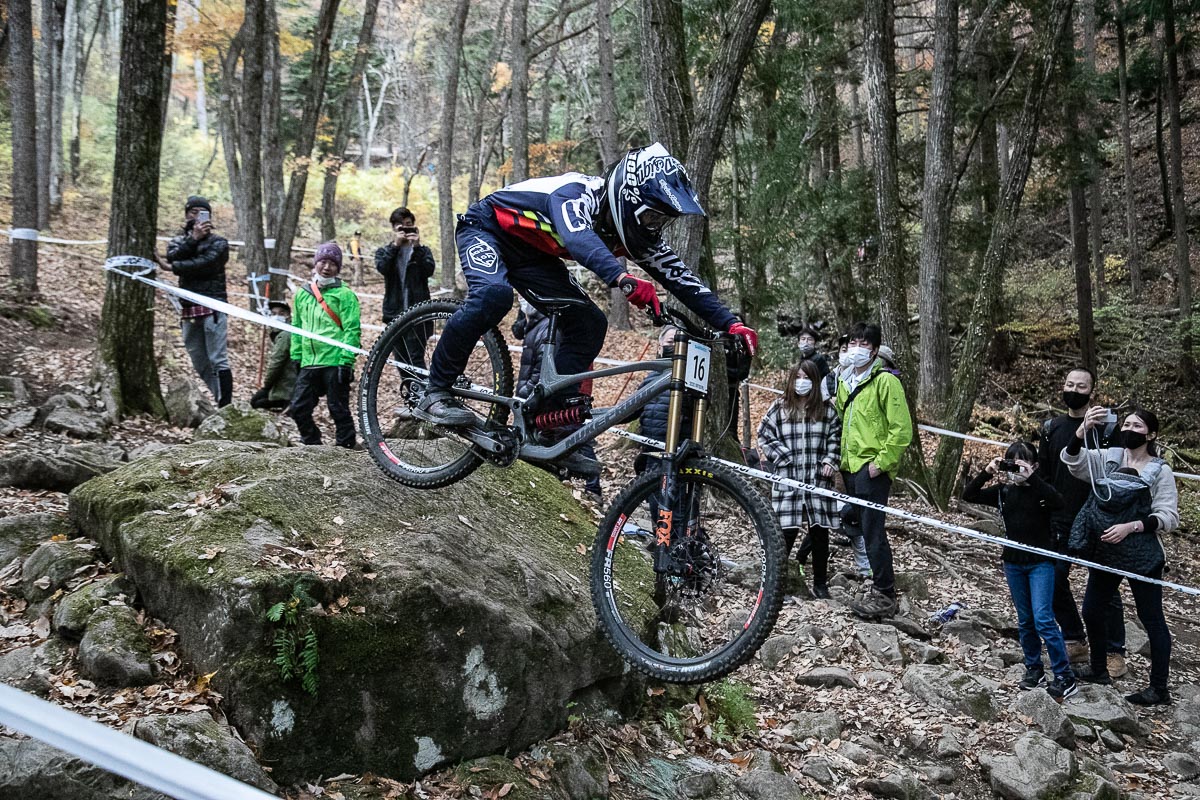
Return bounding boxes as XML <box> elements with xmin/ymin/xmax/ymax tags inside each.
<box><xmin>1005</xmin><ymin>560</ymin><xmax>1072</xmax><ymax>678</ymax></box>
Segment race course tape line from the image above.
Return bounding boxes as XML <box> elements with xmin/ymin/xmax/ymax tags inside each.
<box><xmin>611</xmin><ymin>427</ymin><xmax>1200</xmax><ymax>597</ymax></box>
<box><xmin>0</xmin><ymin>684</ymin><xmax>275</xmax><ymax>800</ymax></box>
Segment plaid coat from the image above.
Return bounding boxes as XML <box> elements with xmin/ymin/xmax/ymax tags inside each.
<box><xmin>757</xmin><ymin>399</ymin><xmax>842</xmax><ymax>530</ymax></box>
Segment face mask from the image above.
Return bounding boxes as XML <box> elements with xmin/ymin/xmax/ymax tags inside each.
<box><xmin>799</xmin><ymin>342</ymin><xmax>816</xmax><ymax>357</ymax></box>
<box><xmin>794</xmin><ymin>378</ymin><xmax>813</xmax><ymax>396</ymax></box>
<box><xmin>314</xmin><ymin>274</ymin><xmax>338</xmax><ymax>287</ymax></box>
<box><xmin>838</xmin><ymin>351</ymin><xmax>853</xmax><ymax>369</ymax></box>
<box><xmin>847</xmin><ymin>346</ymin><xmax>873</xmax><ymax>368</ymax></box>
<box><xmin>1001</xmin><ymin>471</ymin><xmax>1028</xmax><ymax>486</ymax></box>
<box><xmin>270</xmin><ymin>314</ymin><xmax>288</xmax><ymax>324</ymax></box>
<box><xmin>1121</xmin><ymin>430</ymin><xmax>1148</xmax><ymax>450</ymax></box>
<box><xmin>1062</xmin><ymin>391</ymin><xmax>1090</xmax><ymax>411</ymax></box>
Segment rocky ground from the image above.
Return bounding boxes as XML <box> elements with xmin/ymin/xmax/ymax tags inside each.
<box><xmin>2</xmin><ymin>245</ymin><xmax>1200</xmax><ymax>800</ymax></box>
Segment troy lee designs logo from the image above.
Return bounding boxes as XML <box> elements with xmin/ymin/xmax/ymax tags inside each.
<box><xmin>620</xmin><ymin>152</ymin><xmax>684</xmax><ymax>203</ymax></box>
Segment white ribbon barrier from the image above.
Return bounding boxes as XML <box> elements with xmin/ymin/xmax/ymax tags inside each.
<box><xmin>610</xmin><ymin>427</ymin><xmax>1200</xmax><ymax>596</ymax></box>
<box><xmin>0</xmin><ymin>684</ymin><xmax>276</xmax><ymax>800</ymax></box>
<box><xmin>4</xmin><ymin>228</ymin><xmax>317</xmax><ymax>253</ymax></box>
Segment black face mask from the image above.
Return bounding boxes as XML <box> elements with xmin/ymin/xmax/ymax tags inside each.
<box><xmin>1120</xmin><ymin>430</ymin><xmax>1149</xmax><ymax>450</ymax></box>
<box><xmin>1062</xmin><ymin>391</ymin><xmax>1090</xmax><ymax>411</ymax></box>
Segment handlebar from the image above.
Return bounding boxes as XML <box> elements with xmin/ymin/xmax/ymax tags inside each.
<box><xmin>647</xmin><ymin>305</ymin><xmax>751</xmax><ymax>366</ymax></box>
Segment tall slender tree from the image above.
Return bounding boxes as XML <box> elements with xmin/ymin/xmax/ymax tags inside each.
<box><xmin>98</xmin><ymin>0</ymin><xmax>169</xmax><ymax>418</ymax></box>
<box><xmin>510</xmin><ymin>0</ymin><xmax>530</xmax><ymax>182</ymax></box>
<box><xmin>7</xmin><ymin>0</ymin><xmax>40</xmax><ymax>296</ymax></box>
<box><xmin>1114</xmin><ymin>0</ymin><xmax>1141</xmax><ymax>295</ymax></box>
<box><xmin>1162</xmin><ymin>0</ymin><xmax>1194</xmax><ymax>381</ymax></box>
<box><xmin>437</xmin><ymin>0</ymin><xmax>472</xmax><ymax>291</ymax></box>
<box><xmin>596</xmin><ymin>0</ymin><xmax>629</xmax><ymax>330</ymax></box>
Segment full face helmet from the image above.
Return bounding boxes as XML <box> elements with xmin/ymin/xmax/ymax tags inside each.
<box><xmin>601</xmin><ymin>142</ymin><xmax>705</xmax><ymax>255</ymax></box>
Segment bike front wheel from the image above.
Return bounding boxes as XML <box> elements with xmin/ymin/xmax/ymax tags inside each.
<box><xmin>358</xmin><ymin>299</ymin><xmax>513</xmax><ymax>489</ymax></box>
<box><xmin>590</xmin><ymin>457</ymin><xmax>786</xmax><ymax>683</ymax></box>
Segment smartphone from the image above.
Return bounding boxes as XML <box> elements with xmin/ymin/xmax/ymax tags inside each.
<box><xmin>1101</xmin><ymin>409</ymin><xmax>1118</xmax><ymax>439</ymax></box>
<box><xmin>197</xmin><ymin>210</ymin><xmax>211</xmax><ymax>224</ymax></box>
<box><xmin>397</xmin><ymin>225</ymin><xmax>418</xmax><ymax>235</ymax></box>
<box><xmin>998</xmin><ymin>460</ymin><xmax>1021</xmax><ymax>472</ymax></box>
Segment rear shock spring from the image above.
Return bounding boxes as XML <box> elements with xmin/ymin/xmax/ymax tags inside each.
<box><xmin>533</xmin><ymin>406</ymin><xmax>588</xmax><ymax>431</ymax></box>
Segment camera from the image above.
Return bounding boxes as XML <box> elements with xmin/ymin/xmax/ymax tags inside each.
<box><xmin>998</xmin><ymin>460</ymin><xmax>1021</xmax><ymax>472</ymax></box>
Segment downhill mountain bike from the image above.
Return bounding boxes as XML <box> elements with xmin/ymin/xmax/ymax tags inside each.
<box><xmin>357</xmin><ymin>292</ymin><xmax>785</xmax><ymax>683</ymax></box>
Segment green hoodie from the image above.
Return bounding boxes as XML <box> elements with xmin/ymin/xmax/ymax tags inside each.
<box><xmin>290</xmin><ymin>280</ymin><xmax>361</xmax><ymax>368</ymax></box>
<box><xmin>834</xmin><ymin>360</ymin><xmax>913</xmax><ymax>477</ymax></box>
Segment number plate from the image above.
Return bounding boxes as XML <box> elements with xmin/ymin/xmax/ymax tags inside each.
<box><xmin>684</xmin><ymin>342</ymin><xmax>711</xmax><ymax>393</ymax></box>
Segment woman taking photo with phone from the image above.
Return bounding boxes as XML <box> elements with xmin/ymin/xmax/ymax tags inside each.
<box><xmin>1063</xmin><ymin>407</ymin><xmax>1180</xmax><ymax>705</ymax></box>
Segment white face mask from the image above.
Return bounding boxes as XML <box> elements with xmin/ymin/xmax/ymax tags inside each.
<box><xmin>794</xmin><ymin>377</ymin><xmax>813</xmax><ymax>396</ymax></box>
<box><xmin>314</xmin><ymin>274</ymin><xmax>338</xmax><ymax>287</ymax></box>
<box><xmin>847</xmin><ymin>345</ymin><xmax>873</xmax><ymax>368</ymax></box>
<box><xmin>269</xmin><ymin>314</ymin><xmax>289</xmax><ymax>324</ymax></box>
<box><xmin>838</xmin><ymin>351</ymin><xmax>853</xmax><ymax>369</ymax></box>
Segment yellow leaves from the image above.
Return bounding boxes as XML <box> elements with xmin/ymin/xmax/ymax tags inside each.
<box><xmin>490</xmin><ymin>62</ymin><xmax>513</xmax><ymax>94</ymax></box>
<box><xmin>194</xmin><ymin>670</ymin><xmax>218</xmax><ymax>693</ymax></box>
<box><xmin>758</xmin><ymin>19</ymin><xmax>776</xmax><ymax>44</ymax></box>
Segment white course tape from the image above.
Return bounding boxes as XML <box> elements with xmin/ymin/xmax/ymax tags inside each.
<box><xmin>0</xmin><ymin>684</ymin><xmax>275</xmax><ymax>800</ymax></box>
<box><xmin>610</xmin><ymin>427</ymin><xmax>1200</xmax><ymax>596</ymax></box>
<box><xmin>7</xmin><ymin>228</ymin><xmax>40</xmax><ymax>241</ymax></box>
<box><xmin>4</xmin><ymin>228</ymin><xmax>110</xmax><ymax>245</ymax></box>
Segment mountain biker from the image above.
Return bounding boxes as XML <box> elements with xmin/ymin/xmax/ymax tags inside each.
<box><xmin>414</xmin><ymin>142</ymin><xmax>759</xmax><ymax>435</ymax></box>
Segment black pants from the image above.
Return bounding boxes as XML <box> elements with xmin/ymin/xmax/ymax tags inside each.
<box><xmin>1053</xmin><ymin>556</ymin><xmax>1126</xmax><ymax>652</ymax></box>
<box><xmin>841</xmin><ymin>465</ymin><xmax>895</xmax><ymax>597</ymax></box>
<box><xmin>289</xmin><ymin>366</ymin><xmax>356</xmax><ymax>448</ymax></box>
<box><xmin>1082</xmin><ymin>566</ymin><xmax>1171</xmax><ymax>689</ymax></box>
<box><xmin>785</xmin><ymin>525</ymin><xmax>830</xmax><ymax>585</ymax></box>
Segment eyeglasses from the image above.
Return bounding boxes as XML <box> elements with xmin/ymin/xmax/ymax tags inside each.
<box><xmin>635</xmin><ymin>207</ymin><xmax>674</xmax><ymax>233</ymax></box>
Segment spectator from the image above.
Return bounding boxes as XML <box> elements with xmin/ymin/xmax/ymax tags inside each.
<box><xmin>963</xmin><ymin>443</ymin><xmax>1077</xmax><ymax>699</ymax></box>
<box><xmin>289</xmin><ymin>243</ymin><xmax>361</xmax><ymax>449</ymax></box>
<box><xmin>835</xmin><ymin>321</ymin><xmax>913</xmax><ymax>619</ymax></box>
<box><xmin>1064</xmin><ymin>407</ymin><xmax>1179</xmax><ymax>706</ymax></box>
<box><xmin>250</xmin><ymin>300</ymin><xmax>297</xmax><ymax>411</ymax></box>
<box><xmin>877</xmin><ymin>345</ymin><xmax>901</xmax><ymax>378</ymax></box>
<box><xmin>796</xmin><ymin>325</ymin><xmax>830</xmax><ymax>378</ymax></box>
<box><xmin>375</xmin><ymin>207</ymin><xmax>436</xmax><ymax>369</ymax></box>
<box><xmin>1036</xmin><ymin>367</ymin><xmax>1127</xmax><ymax>675</ymax></box>
<box><xmin>513</xmin><ymin>298</ymin><xmax>602</xmax><ymax>500</ymax></box>
<box><xmin>757</xmin><ymin>359</ymin><xmax>842</xmax><ymax>599</ymax></box>
<box><xmin>821</xmin><ymin>334</ymin><xmax>851</xmax><ymax>402</ymax></box>
<box><xmin>164</xmin><ymin>196</ymin><xmax>233</xmax><ymax>406</ymax></box>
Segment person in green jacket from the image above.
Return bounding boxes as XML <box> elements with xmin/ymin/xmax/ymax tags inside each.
<box><xmin>288</xmin><ymin>242</ymin><xmax>361</xmax><ymax>448</ymax></box>
<box><xmin>834</xmin><ymin>321</ymin><xmax>913</xmax><ymax>619</ymax></box>
<box><xmin>250</xmin><ymin>300</ymin><xmax>298</xmax><ymax>410</ymax></box>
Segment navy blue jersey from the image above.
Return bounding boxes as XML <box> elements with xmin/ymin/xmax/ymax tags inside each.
<box><xmin>479</xmin><ymin>173</ymin><xmax>736</xmax><ymax>330</ymax></box>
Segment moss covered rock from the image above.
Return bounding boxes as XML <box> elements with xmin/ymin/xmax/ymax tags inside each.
<box><xmin>20</xmin><ymin>539</ymin><xmax>97</xmax><ymax>601</ymax></box>
<box><xmin>69</xmin><ymin>441</ymin><xmax>641</xmax><ymax>783</ymax></box>
<box><xmin>125</xmin><ymin>712</ymin><xmax>277</xmax><ymax>793</ymax></box>
<box><xmin>194</xmin><ymin>403</ymin><xmax>290</xmax><ymax>445</ymax></box>
<box><xmin>0</xmin><ymin>512</ymin><xmax>74</xmax><ymax>566</ymax></box>
<box><xmin>78</xmin><ymin>605</ymin><xmax>155</xmax><ymax>686</ymax></box>
<box><xmin>53</xmin><ymin>574</ymin><xmax>137</xmax><ymax>639</ymax></box>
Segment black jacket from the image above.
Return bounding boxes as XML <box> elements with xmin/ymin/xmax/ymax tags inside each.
<box><xmin>167</xmin><ymin>228</ymin><xmax>229</xmax><ymax>302</ymax></box>
<box><xmin>374</xmin><ymin>242</ymin><xmax>436</xmax><ymax>322</ymax></box>
<box><xmin>514</xmin><ymin>309</ymin><xmax>550</xmax><ymax>398</ymax></box>
<box><xmin>963</xmin><ymin>470</ymin><xmax>1064</xmax><ymax>565</ymax></box>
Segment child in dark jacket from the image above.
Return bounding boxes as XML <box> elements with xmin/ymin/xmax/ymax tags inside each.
<box><xmin>963</xmin><ymin>441</ymin><xmax>1076</xmax><ymax>699</ymax></box>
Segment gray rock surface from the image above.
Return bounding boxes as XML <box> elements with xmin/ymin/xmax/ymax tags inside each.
<box><xmin>856</xmin><ymin>622</ymin><xmax>904</xmax><ymax>664</ymax></box>
<box><xmin>1165</xmin><ymin>751</ymin><xmax>1200</xmax><ymax>780</ymax></box>
<box><xmin>0</xmin><ymin>512</ymin><xmax>73</xmax><ymax>566</ymax></box>
<box><xmin>800</xmin><ymin>756</ymin><xmax>836</xmax><ymax>786</ymax></box>
<box><xmin>789</xmin><ymin>711</ymin><xmax>842</xmax><ymax>743</ymax></box>
<box><xmin>43</xmin><ymin>406</ymin><xmax>105</xmax><ymax>439</ymax></box>
<box><xmin>0</xmin><ymin>407</ymin><xmax>37</xmax><ymax>436</ymax></box>
<box><xmin>980</xmin><ymin>732</ymin><xmax>1078</xmax><ymax>800</ymax></box>
<box><xmin>734</xmin><ymin>769</ymin><xmax>805</xmax><ymax>800</ymax></box>
<box><xmin>78</xmin><ymin>604</ymin><xmax>155</xmax><ymax>686</ymax></box>
<box><xmin>795</xmin><ymin>666</ymin><xmax>857</xmax><ymax>688</ymax></box>
<box><xmin>1124</xmin><ymin>619</ymin><xmax>1151</xmax><ymax>657</ymax></box>
<box><xmin>69</xmin><ymin>441</ymin><xmax>637</xmax><ymax>782</ymax></box>
<box><xmin>39</xmin><ymin>392</ymin><xmax>90</xmax><ymax>416</ymax></box>
<box><xmin>902</xmin><ymin>664</ymin><xmax>1000</xmax><ymax>721</ymax></box>
<box><xmin>164</xmin><ymin>377</ymin><xmax>217</xmax><ymax>428</ymax></box>
<box><xmin>53</xmin><ymin>574</ymin><xmax>137</xmax><ymax>639</ymax></box>
<box><xmin>125</xmin><ymin>712</ymin><xmax>277</xmax><ymax>792</ymax></box>
<box><xmin>900</xmin><ymin>637</ymin><xmax>944</xmax><ymax>664</ymax></box>
<box><xmin>1063</xmin><ymin>684</ymin><xmax>1148</xmax><ymax>737</ymax></box>
<box><xmin>838</xmin><ymin>741</ymin><xmax>874</xmax><ymax>765</ymax></box>
<box><xmin>194</xmin><ymin>402</ymin><xmax>289</xmax><ymax>445</ymax></box>
<box><xmin>935</xmin><ymin>726</ymin><xmax>963</xmax><ymax>759</ymax></box>
<box><xmin>0</xmin><ymin>639</ymin><xmax>70</xmax><ymax>696</ymax></box>
<box><xmin>859</xmin><ymin>770</ymin><xmax>930</xmax><ymax>799</ymax></box>
<box><xmin>20</xmin><ymin>540</ymin><xmax>97</xmax><ymax>601</ymax></box>
<box><xmin>941</xmin><ymin>619</ymin><xmax>990</xmax><ymax>647</ymax></box>
<box><xmin>757</xmin><ymin>634</ymin><xmax>798</xmax><ymax>669</ymax></box>
<box><xmin>0</xmin><ymin>376</ymin><xmax>29</xmax><ymax>405</ymax></box>
<box><xmin>1014</xmin><ymin>688</ymin><xmax>1076</xmax><ymax>748</ymax></box>
<box><xmin>0</xmin><ymin>736</ymin><xmax>167</xmax><ymax>800</ymax></box>
<box><xmin>0</xmin><ymin>442</ymin><xmax>125</xmax><ymax>491</ymax></box>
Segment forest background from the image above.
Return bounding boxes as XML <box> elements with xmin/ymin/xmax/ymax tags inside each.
<box><xmin>2</xmin><ymin>0</ymin><xmax>1199</xmax><ymax>510</ymax></box>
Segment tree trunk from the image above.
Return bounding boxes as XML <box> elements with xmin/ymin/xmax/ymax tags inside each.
<box><xmin>1154</xmin><ymin>45</ymin><xmax>1172</xmax><ymax>233</ymax></box>
<box><xmin>1080</xmin><ymin>1</ymin><xmax>1104</xmax><ymax>306</ymax></box>
<box><xmin>596</xmin><ymin>0</ymin><xmax>629</xmax><ymax>330</ymax></box>
<box><xmin>1163</xmin><ymin>0</ymin><xmax>1194</xmax><ymax>382</ymax></box>
<box><xmin>70</xmin><ymin>0</ymin><xmax>100</xmax><ymax>185</ymax></box>
<box><xmin>1115</xmin><ymin>0</ymin><xmax>1141</xmax><ymax>295</ymax></box>
<box><xmin>237</xmin><ymin>0</ymin><xmax>269</xmax><ymax>295</ymax></box>
<box><xmin>319</xmin><ymin>0</ymin><xmax>382</xmax><ymax>242</ymax></box>
<box><xmin>466</xmin><ymin>1</ymin><xmax>510</xmax><ymax>205</ymax></box>
<box><xmin>1061</xmin><ymin>29</ymin><xmax>1096</xmax><ymax>372</ymax></box>
<box><xmin>437</xmin><ymin>0</ymin><xmax>471</xmax><ymax>291</ymax></box>
<box><xmin>261</xmin><ymin>0</ymin><xmax>285</xmax><ymax>244</ymax></box>
<box><xmin>510</xmin><ymin>0</ymin><xmax>530</xmax><ymax>182</ymax></box>
<box><xmin>7</xmin><ymin>0</ymin><xmax>40</xmax><ymax>295</ymax></box>
<box><xmin>160</xmin><ymin>0</ymin><xmax>177</xmax><ymax>133</ymax></box>
<box><xmin>917</xmin><ymin>0</ymin><xmax>958</xmax><ymax>419</ymax></box>
<box><xmin>270</xmin><ymin>0</ymin><xmax>342</xmax><ymax>272</ymax></box>
<box><xmin>99</xmin><ymin>0</ymin><xmax>168</xmax><ymax>418</ymax></box>
<box><xmin>36</xmin><ymin>0</ymin><xmax>60</xmax><ymax>227</ymax></box>
<box><xmin>191</xmin><ymin>0</ymin><xmax>208</xmax><ymax>136</ymax></box>
<box><xmin>930</xmin><ymin>0</ymin><xmax>1075</xmax><ymax>504</ymax></box>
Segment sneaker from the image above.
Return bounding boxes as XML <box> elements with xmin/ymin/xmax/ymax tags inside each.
<box><xmin>1065</xmin><ymin>640</ymin><xmax>1090</xmax><ymax>664</ymax></box>
<box><xmin>1075</xmin><ymin>665</ymin><xmax>1113</xmax><ymax>686</ymax></box>
<box><xmin>1107</xmin><ymin>652</ymin><xmax>1129</xmax><ymax>679</ymax></box>
<box><xmin>1047</xmin><ymin>674</ymin><xmax>1080</xmax><ymax>701</ymax></box>
<box><xmin>1018</xmin><ymin>667</ymin><xmax>1047</xmax><ymax>691</ymax></box>
<box><xmin>812</xmin><ymin>583</ymin><xmax>831</xmax><ymax>600</ymax></box>
<box><xmin>1125</xmin><ymin>686</ymin><xmax>1171</xmax><ymax>706</ymax></box>
<box><xmin>414</xmin><ymin>390</ymin><xmax>477</xmax><ymax>427</ymax></box>
<box><xmin>847</xmin><ymin>587</ymin><xmax>898</xmax><ymax>620</ymax></box>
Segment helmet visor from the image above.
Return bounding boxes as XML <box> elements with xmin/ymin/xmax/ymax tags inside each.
<box><xmin>635</xmin><ymin>206</ymin><xmax>675</xmax><ymax>234</ymax></box>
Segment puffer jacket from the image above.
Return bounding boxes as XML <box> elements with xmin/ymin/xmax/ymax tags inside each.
<box><xmin>514</xmin><ymin>308</ymin><xmax>550</xmax><ymax>398</ymax></box>
<box><xmin>290</xmin><ymin>280</ymin><xmax>361</xmax><ymax>368</ymax></box>
<box><xmin>261</xmin><ymin>330</ymin><xmax>297</xmax><ymax>402</ymax></box>
<box><xmin>166</xmin><ymin>227</ymin><xmax>230</xmax><ymax>302</ymax></box>
<box><xmin>374</xmin><ymin>242</ymin><xmax>436</xmax><ymax>322</ymax></box>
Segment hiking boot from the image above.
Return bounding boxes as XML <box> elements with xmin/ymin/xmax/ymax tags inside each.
<box><xmin>1107</xmin><ymin>652</ymin><xmax>1129</xmax><ymax>679</ymax></box>
<box><xmin>812</xmin><ymin>582</ymin><xmax>831</xmax><ymax>600</ymax></box>
<box><xmin>1075</xmin><ymin>665</ymin><xmax>1113</xmax><ymax>686</ymax></box>
<box><xmin>556</xmin><ymin>450</ymin><xmax>601</xmax><ymax>478</ymax></box>
<box><xmin>414</xmin><ymin>390</ymin><xmax>477</xmax><ymax>427</ymax></box>
<box><xmin>847</xmin><ymin>587</ymin><xmax>898</xmax><ymax>620</ymax></box>
<box><xmin>1047</xmin><ymin>673</ymin><xmax>1080</xmax><ymax>701</ymax></box>
<box><xmin>1125</xmin><ymin>686</ymin><xmax>1171</xmax><ymax>706</ymax></box>
<box><xmin>1065</xmin><ymin>640</ymin><xmax>1090</xmax><ymax>664</ymax></box>
<box><xmin>1018</xmin><ymin>667</ymin><xmax>1047</xmax><ymax>691</ymax></box>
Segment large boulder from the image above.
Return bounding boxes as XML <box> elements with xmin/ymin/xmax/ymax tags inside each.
<box><xmin>0</xmin><ymin>407</ymin><xmax>37</xmax><ymax>436</ymax></box>
<box><xmin>125</xmin><ymin>712</ymin><xmax>277</xmax><ymax>792</ymax></box>
<box><xmin>0</xmin><ymin>512</ymin><xmax>74</xmax><ymax>566</ymax></box>
<box><xmin>70</xmin><ymin>441</ymin><xmax>636</xmax><ymax>782</ymax></box>
<box><xmin>43</xmin><ymin>406</ymin><xmax>106</xmax><ymax>439</ymax></box>
<box><xmin>1063</xmin><ymin>684</ymin><xmax>1148</xmax><ymax>737</ymax></box>
<box><xmin>901</xmin><ymin>664</ymin><xmax>1000</xmax><ymax>721</ymax></box>
<box><xmin>0</xmin><ymin>443</ymin><xmax>125</xmax><ymax>491</ymax></box>
<box><xmin>980</xmin><ymin>732</ymin><xmax>1077</xmax><ymax>800</ymax></box>
<box><xmin>0</xmin><ymin>736</ymin><xmax>167</xmax><ymax>800</ymax></box>
<box><xmin>164</xmin><ymin>377</ymin><xmax>217</xmax><ymax>428</ymax></box>
<box><xmin>194</xmin><ymin>403</ymin><xmax>289</xmax><ymax>445</ymax></box>
<box><xmin>1013</xmin><ymin>688</ymin><xmax>1075</xmax><ymax>748</ymax></box>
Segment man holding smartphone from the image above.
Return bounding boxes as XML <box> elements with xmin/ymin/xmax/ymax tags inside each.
<box><xmin>374</xmin><ymin>206</ymin><xmax>436</xmax><ymax>368</ymax></box>
<box><xmin>164</xmin><ymin>196</ymin><xmax>233</xmax><ymax>406</ymax></box>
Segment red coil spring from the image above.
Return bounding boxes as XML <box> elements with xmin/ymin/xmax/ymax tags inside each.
<box><xmin>534</xmin><ymin>406</ymin><xmax>587</xmax><ymax>431</ymax></box>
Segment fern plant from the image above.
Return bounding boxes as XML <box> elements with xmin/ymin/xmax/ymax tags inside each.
<box><xmin>265</xmin><ymin>582</ymin><xmax>320</xmax><ymax>696</ymax></box>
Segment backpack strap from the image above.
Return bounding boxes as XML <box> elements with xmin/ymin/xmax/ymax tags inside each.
<box><xmin>308</xmin><ymin>280</ymin><xmax>344</xmax><ymax>329</ymax></box>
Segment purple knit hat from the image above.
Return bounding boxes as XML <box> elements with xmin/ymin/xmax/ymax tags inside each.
<box><xmin>314</xmin><ymin>241</ymin><xmax>343</xmax><ymax>269</ymax></box>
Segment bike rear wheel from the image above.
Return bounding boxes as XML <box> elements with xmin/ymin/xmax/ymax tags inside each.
<box><xmin>358</xmin><ymin>300</ymin><xmax>514</xmax><ymax>489</ymax></box>
<box><xmin>590</xmin><ymin>457</ymin><xmax>786</xmax><ymax>683</ymax></box>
